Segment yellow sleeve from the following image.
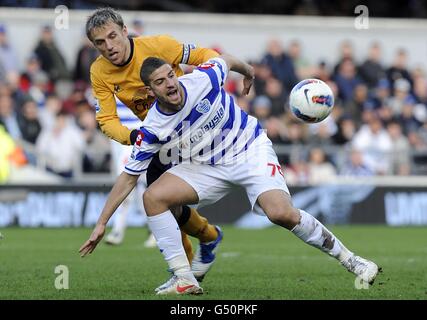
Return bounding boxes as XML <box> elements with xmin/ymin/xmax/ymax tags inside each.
<box><xmin>153</xmin><ymin>35</ymin><xmax>219</xmax><ymax>66</ymax></box>
<box><xmin>187</xmin><ymin>46</ymin><xmax>219</xmax><ymax>66</ymax></box>
<box><xmin>91</xmin><ymin>69</ymin><xmax>132</xmax><ymax>145</ymax></box>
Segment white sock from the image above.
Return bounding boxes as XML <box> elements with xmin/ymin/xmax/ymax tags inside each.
<box><xmin>147</xmin><ymin>210</ymin><xmax>195</xmax><ymax>280</ymax></box>
<box><xmin>291</xmin><ymin>210</ymin><xmax>353</xmax><ymax>262</ymax></box>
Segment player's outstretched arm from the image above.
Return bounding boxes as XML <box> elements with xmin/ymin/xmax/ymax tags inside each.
<box><xmin>218</xmin><ymin>54</ymin><xmax>255</xmax><ymax>95</ymax></box>
<box><xmin>79</xmin><ymin>172</ymin><xmax>139</xmax><ymax>257</ymax></box>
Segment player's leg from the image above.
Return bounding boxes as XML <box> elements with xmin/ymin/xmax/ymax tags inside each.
<box><xmin>178</xmin><ymin>208</ymin><xmax>223</xmax><ymax>279</ymax></box>
<box><xmin>168</xmin><ymin>206</ymin><xmax>195</xmax><ymax>263</ymax></box>
<box><xmin>143</xmin><ymin>172</ymin><xmax>202</xmax><ymax>295</ymax></box>
<box><xmin>147</xmin><ymin>153</ymin><xmax>222</xmax><ymax>277</ymax></box>
<box><xmin>146</xmin><ymin>154</ymin><xmax>195</xmax><ymax>262</ymax></box>
<box><xmin>178</xmin><ymin>208</ymin><xmax>220</xmax><ymax>244</ymax></box>
<box><xmin>144</xmin><ymin>163</ymin><xmax>230</xmax><ymax>294</ymax></box>
<box><xmin>176</xmin><ymin>205</ymin><xmax>223</xmax><ymax>281</ymax></box>
<box><xmin>241</xmin><ymin>142</ymin><xmax>379</xmax><ymax>284</ymax></box>
<box><xmin>257</xmin><ymin>189</ymin><xmax>379</xmax><ymax>284</ymax></box>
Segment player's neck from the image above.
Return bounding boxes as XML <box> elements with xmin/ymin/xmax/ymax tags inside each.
<box><xmin>113</xmin><ymin>37</ymin><xmax>133</xmax><ymax>66</ymax></box>
<box><xmin>124</xmin><ymin>37</ymin><xmax>132</xmax><ymax>62</ymax></box>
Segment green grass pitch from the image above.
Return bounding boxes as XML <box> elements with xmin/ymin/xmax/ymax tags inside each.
<box><xmin>0</xmin><ymin>226</ymin><xmax>426</xmax><ymax>300</ymax></box>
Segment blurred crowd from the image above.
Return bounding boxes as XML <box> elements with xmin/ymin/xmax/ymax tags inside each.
<box><xmin>229</xmin><ymin>39</ymin><xmax>427</xmax><ymax>184</ymax></box>
<box><xmin>1</xmin><ymin>22</ymin><xmax>427</xmax><ymax>185</ymax></box>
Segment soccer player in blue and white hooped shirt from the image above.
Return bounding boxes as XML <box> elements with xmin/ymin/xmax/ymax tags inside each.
<box><xmin>80</xmin><ymin>54</ymin><xmax>380</xmax><ymax>295</ymax></box>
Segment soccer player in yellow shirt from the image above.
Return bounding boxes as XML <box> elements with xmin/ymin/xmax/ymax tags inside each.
<box><xmin>85</xmin><ymin>7</ymin><xmax>222</xmax><ymax>280</ymax></box>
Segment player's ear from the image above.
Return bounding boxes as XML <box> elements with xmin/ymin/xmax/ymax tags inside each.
<box><xmin>122</xmin><ymin>25</ymin><xmax>128</xmax><ymax>37</ymax></box>
<box><xmin>144</xmin><ymin>86</ymin><xmax>154</xmax><ymax>97</ymax></box>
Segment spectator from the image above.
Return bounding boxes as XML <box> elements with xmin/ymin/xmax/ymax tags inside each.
<box><xmin>358</xmin><ymin>42</ymin><xmax>385</xmax><ymax>89</ymax></box>
<box><xmin>352</xmin><ymin>115</ymin><xmax>393</xmax><ymax>174</ymax></box>
<box><xmin>307</xmin><ymin>147</ymin><xmax>337</xmax><ymax>184</ymax></box>
<box><xmin>74</xmin><ymin>37</ymin><xmax>99</xmax><ymax>84</ymax></box>
<box><xmin>308</xmin><ymin>116</ymin><xmax>337</xmax><ymax>147</ymax></box>
<box><xmin>0</xmin><ymin>125</ymin><xmax>26</xmax><ymax>183</ymax></box>
<box><xmin>413</xmin><ymin>69</ymin><xmax>427</xmax><ymax>105</ymax></box>
<box><xmin>333</xmin><ymin>40</ymin><xmax>355</xmax><ymax>75</ymax></box>
<box><xmin>285</xmin><ymin>159</ymin><xmax>310</xmax><ymax>186</ymax></box>
<box><xmin>364</xmin><ymin>78</ymin><xmax>391</xmax><ymax>111</ymax></box>
<box><xmin>36</xmin><ymin>110</ymin><xmax>85</xmax><ymax>179</ymax></box>
<box><xmin>261</xmin><ymin>38</ymin><xmax>298</xmax><ymax>93</ymax></box>
<box><xmin>283</xmin><ymin>118</ymin><xmax>308</xmax><ymax>145</ymax></box>
<box><xmin>77</xmin><ymin>109</ymin><xmax>110</xmax><ymax>173</ymax></box>
<box><xmin>315</xmin><ymin>61</ymin><xmax>331</xmax><ymax>83</ymax></box>
<box><xmin>264</xmin><ymin>116</ymin><xmax>287</xmax><ymax>144</ymax></box>
<box><xmin>333</xmin><ymin>58</ymin><xmax>361</xmax><ymax>103</ymax></box>
<box><xmin>0</xmin><ymin>24</ymin><xmax>19</xmax><ymax>79</ymax></box>
<box><xmin>345</xmin><ymin>83</ymin><xmax>368</xmax><ymax>124</ymax></box>
<box><xmin>17</xmin><ymin>99</ymin><xmax>41</xmax><ymax>145</ymax></box>
<box><xmin>38</xmin><ymin>94</ymin><xmax>62</xmax><ymax>129</ymax></box>
<box><xmin>0</xmin><ymin>93</ymin><xmax>21</xmax><ymax>140</ymax></box>
<box><xmin>388</xmin><ymin>78</ymin><xmax>413</xmax><ymax>116</ymax></box>
<box><xmin>252</xmin><ymin>62</ymin><xmax>272</xmax><ymax>96</ymax></box>
<box><xmin>0</xmin><ymin>24</ymin><xmax>19</xmax><ymax>88</ymax></box>
<box><xmin>332</xmin><ymin>116</ymin><xmax>356</xmax><ymax>145</ymax></box>
<box><xmin>340</xmin><ymin>148</ymin><xmax>374</xmax><ymax>176</ymax></box>
<box><xmin>288</xmin><ymin>40</ymin><xmax>315</xmax><ymax>79</ymax></box>
<box><xmin>28</xmin><ymin>71</ymin><xmax>49</xmax><ymax>107</ymax></box>
<box><xmin>387</xmin><ymin>120</ymin><xmax>411</xmax><ymax>175</ymax></box>
<box><xmin>386</xmin><ymin>48</ymin><xmax>412</xmax><ymax>94</ymax></box>
<box><xmin>251</xmin><ymin>95</ymin><xmax>272</xmax><ymax>125</ymax></box>
<box><xmin>34</xmin><ymin>25</ymin><xmax>70</xmax><ymax>83</ymax></box>
<box><xmin>19</xmin><ymin>54</ymin><xmax>50</xmax><ymax>93</ymax></box>
<box><xmin>416</xmin><ymin>122</ymin><xmax>427</xmax><ymax>149</ymax></box>
<box><xmin>61</xmin><ymin>82</ymin><xmax>87</xmax><ymax>115</ymax></box>
<box><xmin>264</xmin><ymin>77</ymin><xmax>286</xmax><ymax>116</ymax></box>
<box><xmin>398</xmin><ymin>96</ymin><xmax>422</xmax><ymax>134</ymax></box>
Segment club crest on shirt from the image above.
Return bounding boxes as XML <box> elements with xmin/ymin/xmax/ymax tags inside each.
<box><xmin>195</xmin><ymin>99</ymin><xmax>211</xmax><ymax>114</ymax></box>
<box><xmin>114</xmin><ymin>84</ymin><xmax>122</xmax><ymax>93</ymax></box>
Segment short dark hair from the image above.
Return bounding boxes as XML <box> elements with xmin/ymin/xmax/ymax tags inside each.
<box><xmin>86</xmin><ymin>7</ymin><xmax>124</xmax><ymax>41</ymax></box>
<box><xmin>140</xmin><ymin>57</ymin><xmax>168</xmax><ymax>85</ymax></box>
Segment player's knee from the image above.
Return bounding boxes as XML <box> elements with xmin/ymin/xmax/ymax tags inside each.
<box><xmin>143</xmin><ymin>188</ymin><xmax>168</xmax><ymax>215</ymax></box>
<box><xmin>170</xmin><ymin>206</ymin><xmax>183</xmax><ymax>220</ymax></box>
<box><xmin>266</xmin><ymin>204</ymin><xmax>300</xmax><ymax>229</ymax></box>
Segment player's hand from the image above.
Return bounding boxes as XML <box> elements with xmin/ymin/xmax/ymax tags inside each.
<box><xmin>242</xmin><ymin>75</ymin><xmax>254</xmax><ymax>96</ymax></box>
<box><xmin>79</xmin><ymin>224</ymin><xmax>106</xmax><ymax>257</ymax></box>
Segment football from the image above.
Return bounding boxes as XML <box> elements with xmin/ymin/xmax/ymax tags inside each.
<box><xmin>289</xmin><ymin>79</ymin><xmax>334</xmax><ymax>123</ymax></box>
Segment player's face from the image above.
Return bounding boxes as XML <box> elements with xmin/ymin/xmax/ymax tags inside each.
<box><xmin>149</xmin><ymin>64</ymin><xmax>183</xmax><ymax>109</ymax></box>
<box><xmin>91</xmin><ymin>21</ymin><xmax>130</xmax><ymax>65</ymax></box>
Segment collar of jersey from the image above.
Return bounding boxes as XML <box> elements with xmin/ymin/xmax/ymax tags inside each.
<box><xmin>155</xmin><ymin>81</ymin><xmax>187</xmax><ymax>116</ymax></box>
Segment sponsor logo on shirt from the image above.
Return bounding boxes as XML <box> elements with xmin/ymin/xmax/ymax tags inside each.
<box><xmin>135</xmin><ymin>131</ymin><xmax>144</xmax><ymax>147</ymax></box>
<box><xmin>198</xmin><ymin>62</ymin><xmax>215</xmax><ymax>70</ymax></box>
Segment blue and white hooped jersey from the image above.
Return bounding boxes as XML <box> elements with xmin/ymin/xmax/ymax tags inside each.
<box><xmin>124</xmin><ymin>57</ymin><xmax>267</xmax><ymax>175</ymax></box>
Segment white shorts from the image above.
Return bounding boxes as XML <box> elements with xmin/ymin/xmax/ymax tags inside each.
<box><xmin>167</xmin><ymin>142</ymin><xmax>290</xmax><ymax>215</ymax></box>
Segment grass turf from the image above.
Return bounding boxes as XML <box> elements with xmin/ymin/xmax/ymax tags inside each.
<box><xmin>0</xmin><ymin>226</ymin><xmax>426</xmax><ymax>300</ymax></box>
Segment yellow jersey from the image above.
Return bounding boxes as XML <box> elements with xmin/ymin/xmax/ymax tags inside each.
<box><xmin>90</xmin><ymin>35</ymin><xmax>219</xmax><ymax>145</ymax></box>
